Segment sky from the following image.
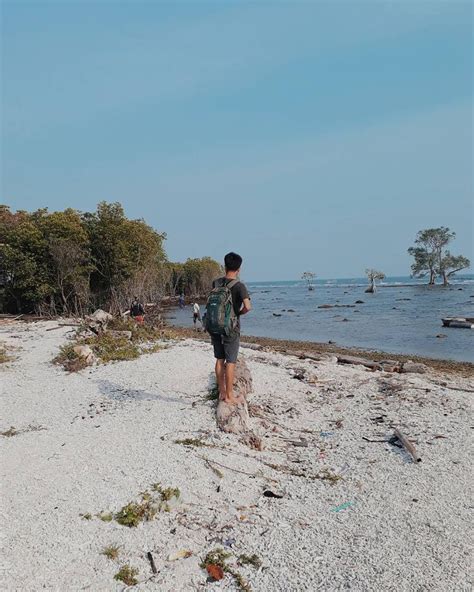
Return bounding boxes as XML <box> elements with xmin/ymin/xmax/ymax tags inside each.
<box><xmin>1</xmin><ymin>0</ymin><xmax>473</xmax><ymax>281</ymax></box>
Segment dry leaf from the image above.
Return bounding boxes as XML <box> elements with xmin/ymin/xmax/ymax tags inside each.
<box><xmin>206</xmin><ymin>564</ymin><xmax>224</xmax><ymax>581</ymax></box>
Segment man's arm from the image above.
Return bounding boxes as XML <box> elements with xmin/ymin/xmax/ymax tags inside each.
<box><xmin>240</xmin><ymin>298</ymin><xmax>252</xmax><ymax>315</ymax></box>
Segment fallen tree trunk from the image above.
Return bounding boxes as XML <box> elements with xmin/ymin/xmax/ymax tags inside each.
<box><xmin>216</xmin><ymin>360</ymin><xmax>252</xmax><ymax>435</ymax></box>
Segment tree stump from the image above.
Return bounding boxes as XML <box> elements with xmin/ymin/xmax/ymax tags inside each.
<box><xmin>216</xmin><ymin>360</ymin><xmax>253</xmax><ymax>434</ymax></box>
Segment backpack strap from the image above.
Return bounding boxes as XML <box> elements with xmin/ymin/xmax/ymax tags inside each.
<box><xmin>226</xmin><ymin>279</ymin><xmax>239</xmax><ymax>290</ymax></box>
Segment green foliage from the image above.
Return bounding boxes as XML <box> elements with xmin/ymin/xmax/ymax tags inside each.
<box><xmin>165</xmin><ymin>257</ymin><xmax>222</xmax><ymax>296</ymax></box>
<box><xmin>407</xmin><ymin>227</ymin><xmax>469</xmax><ymax>285</ymax></box>
<box><xmin>438</xmin><ymin>252</ymin><xmax>470</xmax><ymax>286</ymax></box>
<box><xmin>114</xmin><ymin>484</ymin><xmax>180</xmax><ymax>527</ymax></box>
<box><xmin>1</xmin><ymin>202</ymin><xmax>221</xmax><ymax>314</ymax></box>
<box><xmin>85</xmin><ymin>333</ymin><xmax>140</xmax><ymax>363</ymax></box>
<box><xmin>114</xmin><ymin>564</ymin><xmax>139</xmax><ymax>586</ymax></box>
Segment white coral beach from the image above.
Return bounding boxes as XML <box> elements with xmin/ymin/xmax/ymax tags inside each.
<box><xmin>1</xmin><ymin>321</ymin><xmax>472</xmax><ymax>591</ymax></box>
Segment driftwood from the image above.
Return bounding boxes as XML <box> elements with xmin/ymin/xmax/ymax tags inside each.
<box><xmin>216</xmin><ymin>360</ymin><xmax>252</xmax><ymax>434</ymax></box>
<box><xmin>337</xmin><ymin>355</ymin><xmax>383</xmax><ymax>371</ymax></box>
<box><xmin>393</xmin><ymin>428</ymin><xmax>421</xmax><ymax>463</ymax></box>
<box><xmin>147</xmin><ymin>551</ymin><xmax>158</xmax><ymax>574</ymax></box>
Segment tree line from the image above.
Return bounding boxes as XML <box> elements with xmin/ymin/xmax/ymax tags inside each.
<box><xmin>0</xmin><ymin>202</ymin><xmax>222</xmax><ymax>315</ymax></box>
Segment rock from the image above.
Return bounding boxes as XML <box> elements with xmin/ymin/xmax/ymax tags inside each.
<box><xmin>240</xmin><ymin>342</ymin><xmax>263</xmax><ymax>351</ymax></box>
<box><xmin>73</xmin><ymin>345</ymin><xmax>96</xmax><ymax>365</ymax></box>
<box><xmin>355</xmin><ymin>300</ymin><xmax>364</xmax><ymax>304</ymax></box>
<box><xmin>400</xmin><ymin>361</ymin><xmax>428</xmax><ymax>374</ymax></box>
<box><xmin>272</xmin><ymin>313</ymin><xmax>282</xmax><ymax>317</ymax></box>
<box><xmin>88</xmin><ymin>309</ymin><xmax>113</xmax><ymax>323</ymax></box>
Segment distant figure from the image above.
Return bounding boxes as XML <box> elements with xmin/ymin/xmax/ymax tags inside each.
<box><xmin>193</xmin><ymin>302</ymin><xmax>201</xmax><ymax>326</ymax></box>
<box><xmin>130</xmin><ymin>296</ymin><xmax>145</xmax><ymax>324</ymax></box>
<box><xmin>178</xmin><ymin>293</ymin><xmax>185</xmax><ymax>309</ymax></box>
<box><xmin>205</xmin><ymin>252</ymin><xmax>251</xmax><ymax>405</ymax></box>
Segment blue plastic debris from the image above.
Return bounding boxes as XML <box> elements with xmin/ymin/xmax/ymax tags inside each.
<box><xmin>331</xmin><ymin>501</ymin><xmax>354</xmax><ymax>513</ymax></box>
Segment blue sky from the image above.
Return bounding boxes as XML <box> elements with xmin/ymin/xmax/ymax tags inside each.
<box><xmin>1</xmin><ymin>1</ymin><xmax>472</xmax><ymax>281</ymax></box>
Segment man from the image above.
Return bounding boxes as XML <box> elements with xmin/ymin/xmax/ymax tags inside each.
<box><xmin>207</xmin><ymin>252</ymin><xmax>251</xmax><ymax>405</ymax></box>
<box><xmin>192</xmin><ymin>302</ymin><xmax>201</xmax><ymax>326</ymax></box>
<box><xmin>130</xmin><ymin>296</ymin><xmax>145</xmax><ymax>323</ymax></box>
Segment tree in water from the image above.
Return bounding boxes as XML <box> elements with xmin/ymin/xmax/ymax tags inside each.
<box><xmin>301</xmin><ymin>271</ymin><xmax>316</xmax><ymax>291</ymax></box>
<box><xmin>365</xmin><ymin>269</ymin><xmax>385</xmax><ymax>293</ymax></box>
<box><xmin>408</xmin><ymin>227</ymin><xmax>454</xmax><ymax>285</ymax></box>
<box><xmin>438</xmin><ymin>252</ymin><xmax>470</xmax><ymax>286</ymax></box>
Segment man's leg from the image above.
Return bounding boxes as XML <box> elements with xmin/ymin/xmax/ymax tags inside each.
<box><xmin>222</xmin><ymin>334</ymin><xmax>241</xmax><ymax>404</ymax></box>
<box><xmin>215</xmin><ymin>358</ymin><xmax>226</xmax><ymax>400</ymax></box>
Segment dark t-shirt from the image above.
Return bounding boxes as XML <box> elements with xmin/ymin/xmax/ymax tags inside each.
<box><xmin>212</xmin><ymin>277</ymin><xmax>250</xmax><ymax>317</ymax></box>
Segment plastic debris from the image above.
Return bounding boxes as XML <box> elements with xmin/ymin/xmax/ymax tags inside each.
<box><xmin>331</xmin><ymin>501</ymin><xmax>354</xmax><ymax>513</ymax></box>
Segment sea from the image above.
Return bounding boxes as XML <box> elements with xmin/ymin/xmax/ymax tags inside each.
<box><xmin>167</xmin><ymin>275</ymin><xmax>474</xmax><ymax>362</ymax></box>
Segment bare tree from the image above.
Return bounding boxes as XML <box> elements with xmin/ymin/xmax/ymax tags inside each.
<box><xmin>301</xmin><ymin>271</ymin><xmax>316</xmax><ymax>291</ymax></box>
<box><xmin>365</xmin><ymin>269</ymin><xmax>385</xmax><ymax>293</ymax></box>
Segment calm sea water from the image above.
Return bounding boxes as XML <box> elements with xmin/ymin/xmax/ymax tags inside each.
<box><xmin>168</xmin><ymin>275</ymin><xmax>474</xmax><ymax>362</ymax></box>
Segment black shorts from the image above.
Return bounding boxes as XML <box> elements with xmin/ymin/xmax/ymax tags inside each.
<box><xmin>210</xmin><ymin>333</ymin><xmax>240</xmax><ymax>364</ymax></box>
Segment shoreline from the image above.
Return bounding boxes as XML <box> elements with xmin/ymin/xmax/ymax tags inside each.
<box><xmin>168</xmin><ymin>325</ymin><xmax>474</xmax><ymax>376</ymax></box>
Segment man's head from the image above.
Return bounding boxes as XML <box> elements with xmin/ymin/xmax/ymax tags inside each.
<box><xmin>224</xmin><ymin>252</ymin><xmax>242</xmax><ymax>273</ymax></box>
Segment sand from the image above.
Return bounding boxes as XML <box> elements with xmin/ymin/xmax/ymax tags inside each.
<box><xmin>0</xmin><ymin>321</ymin><xmax>472</xmax><ymax>591</ymax></box>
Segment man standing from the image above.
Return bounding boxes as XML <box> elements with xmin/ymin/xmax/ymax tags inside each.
<box><xmin>206</xmin><ymin>252</ymin><xmax>251</xmax><ymax>405</ymax></box>
<box><xmin>192</xmin><ymin>302</ymin><xmax>201</xmax><ymax>326</ymax></box>
<box><xmin>130</xmin><ymin>296</ymin><xmax>145</xmax><ymax>323</ymax></box>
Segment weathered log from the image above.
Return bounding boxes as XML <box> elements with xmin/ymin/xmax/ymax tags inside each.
<box><xmin>337</xmin><ymin>355</ymin><xmax>383</xmax><ymax>371</ymax></box>
<box><xmin>393</xmin><ymin>427</ymin><xmax>421</xmax><ymax>463</ymax></box>
<box><xmin>216</xmin><ymin>360</ymin><xmax>252</xmax><ymax>434</ymax></box>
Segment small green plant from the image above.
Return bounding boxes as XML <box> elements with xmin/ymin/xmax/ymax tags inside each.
<box><xmin>115</xmin><ymin>500</ymin><xmax>157</xmax><ymax>527</ymax></box>
<box><xmin>101</xmin><ymin>544</ymin><xmax>120</xmax><ymax>560</ymax></box>
<box><xmin>98</xmin><ymin>512</ymin><xmax>113</xmax><ymax>522</ymax></box>
<box><xmin>200</xmin><ymin>548</ymin><xmax>231</xmax><ymax>570</ymax></box>
<box><xmin>174</xmin><ymin>438</ymin><xmax>209</xmax><ymax>448</ymax></box>
<box><xmin>238</xmin><ymin>553</ymin><xmax>262</xmax><ymax>568</ymax></box>
<box><xmin>114</xmin><ymin>564</ymin><xmax>138</xmax><ymax>586</ymax></box>
<box><xmin>114</xmin><ymin>484</ymin><xmax>180</xmax><ymax>527</ymax></box>
<box><xmin>151</xmin><ymin>483</ymin><xmax>181</xmax><ymax>503</ymax></box>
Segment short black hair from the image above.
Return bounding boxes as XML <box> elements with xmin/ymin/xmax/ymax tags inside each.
<box><xmin>224</xmin><ymin>252</ymin><xmax>242</xmax><ymax>272</ymax></box>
